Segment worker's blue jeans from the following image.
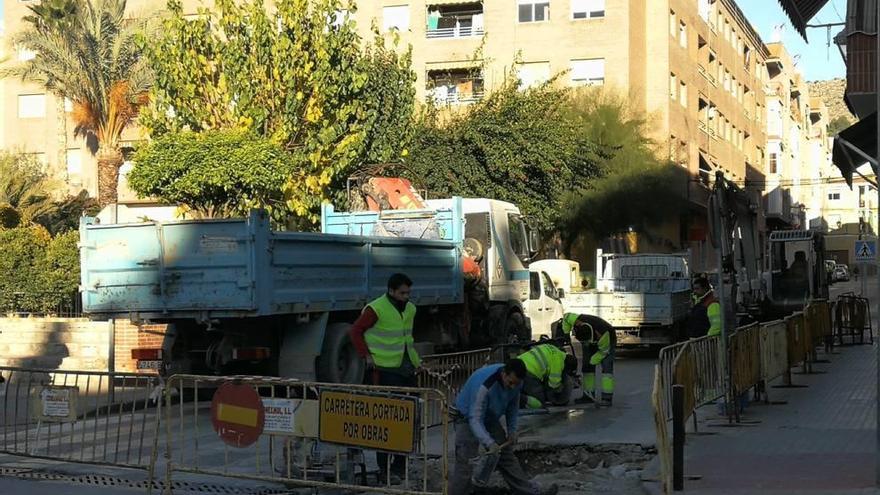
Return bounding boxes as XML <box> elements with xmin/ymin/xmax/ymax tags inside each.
<box><xmin>449</xmin><ymin>418</ymin><xmax>542</xmax><ymax>494</ymax></box>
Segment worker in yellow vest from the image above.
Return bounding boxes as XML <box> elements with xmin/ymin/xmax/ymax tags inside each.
<box><xmin>518</xmin><ymin>343</ymin><xmax>579</xmax><ymax>409</ymax></box>
<box><xmin>562</xmin><ymin>313</ymin><xmax>616</xmax><ymax>406</ymax></box>
<box><xmin>350</xmin><ymin>273</ymin><xmax>421</xmax><ymax>485</ymax></box>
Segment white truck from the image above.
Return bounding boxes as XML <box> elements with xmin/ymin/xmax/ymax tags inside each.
<box><xmin>531</xmin><ymin>250</ymin><xmax>692</xmax><ymax>346</ymax></box>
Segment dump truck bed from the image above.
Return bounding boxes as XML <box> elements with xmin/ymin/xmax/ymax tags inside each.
<box><xmin>80</xmin><ymin>208</ymin><xmax>464</xmax><ymax>320</ymax></box>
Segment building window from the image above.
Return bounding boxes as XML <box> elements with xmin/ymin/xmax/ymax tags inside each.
<box><xmin>66</xmin><ymin>148</ymin><xmax>82</xmax><ymax>185</ymax></box>
<box><xmin>669</xmin><ymin>73</ymin><xmax>677</xmax><ymax>100</ymax></box>
<box><xmin>679</xmin><ymin>81</ymin><xmax>687</xmax><ymax>107</ymax></box>
<box><xmin>427</xmin><ymin>4</ymin><xmax>484</xmax><ymax>38</ymax></box>
<box><xmin>679</xmin><ymin>21</ymin><xmax>687</xmax><ymax>48</ymax></box>
<box><xmin>18</xmin><ymin>94</ymin><xmax>46</xmax><ymax>119</ymax></box>
<box><xmin>519</xmin><ymin>0</ymin><xmax>549</xmax><ymax>22</ymax></box>
<box><xmin>570</xmin><ymin>58</ymin><xmax>605</xmax><ymax>85</ymax></box>
<box><xmin>382</xmin><ymin>5</ymin><xmax>410</xmax><ymax>31</ymax></box>
<box><xmin>428</xmin><ymin>68</ymin><xmax>484</xmax><ymax>105</ymax></box>
<box><xmin>572</xmin><ymin>0</ymin><xmax>604</xmax><ymax>19</ymax></box>
<box><xmin>828</xmin><ymin>192</ymin><xmax>841</xmax><ymax>201</ymax></box>
<box><xmin>769</xmin><ymin>152</ymin><xmax>778</xmax><ymax>174</ymax></box>
<box><xmin>517</xmin><ymin>61</ymin><xmax>551</xmax><ymax>89</ymax></box>
<box><xmin>669</xmin><ymin>10</ymin><xmax>676</xmax><ymax>37</ymax></box>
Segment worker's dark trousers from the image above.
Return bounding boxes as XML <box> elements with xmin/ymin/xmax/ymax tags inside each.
<box><xmin>449</xmin><ymin>418</ymin><xmax>541</xmax><ymax>494</ymax></box>
<box><xmin>581</xmin><ymin>331</ymin><xmax>616</xmax><ymax>402</ymax></box>
<box><xmin>521</xmin><ymin>374</ymin><xmax>573</xmax><ymax>408</ymax></box>
<box><xmin>373</xmin><ymin>369</ymin><xmax>416</xmax><ymax>479</ymax></box>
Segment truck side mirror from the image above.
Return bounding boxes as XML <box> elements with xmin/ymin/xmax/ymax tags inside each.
<box><xmin>556</xmin><ymin>288</ymin><xmax>565</xmax><ymax>299</ymax></box>
<box><xmin>528</xmin><ymin>228</ymin><xmax>540</xmax><ymax>255</ymax></box>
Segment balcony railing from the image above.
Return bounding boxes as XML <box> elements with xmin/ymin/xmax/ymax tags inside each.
<box><xmin>430</xmin><ymin>91</ymin><xmax>485</xmax><ymax>105</ymax></box>
<box><xmin>698</xmin><ymin>120</ymin><xmax>708</xmax><ymax>134</ymax></box>
<box><xmin>427</xmin><ymin>26</ymin><xmax>484</xmax><ymax>39</ymax></box>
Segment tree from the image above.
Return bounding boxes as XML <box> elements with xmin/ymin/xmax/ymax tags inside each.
<box><xmin>403</xmin><ymin>77</ymin><xmax>605</xmax><ymax>231</ymax></box>
<box><xmin>0</xmin><ymin>152</ymin><xmax>98</xmax><ymax>233</ymax></box>
<box><xmin>138</xmin><ymin>0</ymin><xmax>416</xmax><ymax>226</ymax></box>
<box><xmin>4</xmin><ymin>0</ymin><xmax>152</xmax><ymax>207</ymax></box>
<box><xmin>828</xmin><ymin>115</ymin><xmax>853</xmax><ymax>136</ymax></box>
<box><xmin>128</xmin><ymin>130</ymin><xmax>296</xmax><ymax>219</ymax></box>
<box><xmin>0</xmin><ymin>226</ymin><xmax>81</xmax><ymax>314</ymax></box>
<box><xmin>558</xmin><ymin>87</ymin><xmax>688</xmax><ymax>254</ymax></box>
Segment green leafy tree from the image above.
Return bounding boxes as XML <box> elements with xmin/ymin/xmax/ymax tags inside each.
<box><xmin>128</xmin><ymin>130</ymin><xmax>296</xmax><ymax>219</ymax></box>
<box><xmin>0</xmin><ymin>226</ymin><xmax>81</xmax><ymax>314</ymax></box>
<box><xmin>558</xmin><ymin>88</ymin><xmax>688</xmax><ymax>254</ymax></box>
<box><xmin>403</xmin><ymin>78</ymin><xmax>604</xmax><ymax>231</ymax></box>
<box><xmin>828</xmin><ymin>115</ymin><xmax>853</xmax><ymax>136</ymax></box>
<box><xmin>138</xmin><ymin>0</ymin><xmax>415</xmax><ymax>225</ymax></box>
<box><xmin>3</xmin><ymin>0</ymin><xmax>152</xmax><ymax>207</ymax></box>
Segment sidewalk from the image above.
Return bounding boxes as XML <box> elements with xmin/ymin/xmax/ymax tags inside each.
<box><xmin>681</xmin><ymin>342</ymin><xmax>878</xmax><ymax>494</ymax></box>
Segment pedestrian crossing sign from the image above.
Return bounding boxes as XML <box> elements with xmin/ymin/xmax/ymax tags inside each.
<box><xmin>854</xmin><ymin>240</ymin><xmax>876</xmax><ymax>262</ymax></box>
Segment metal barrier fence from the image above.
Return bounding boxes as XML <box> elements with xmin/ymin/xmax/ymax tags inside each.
<box><xmin>0</xmin><ymin>367</ymin><xmax>162</xmax><ymax>474</ymax></box>
<box><xmin>759</xmin><ymin>320</ymin><xmax>788</xmax><ymax>384</ymax></box>
<box><xmin>729</xmin><ymin>323</ymin><xmax>761</xmax><ymax>396</ymax></box>
<box><xmin>160</xmin><ymin>374</ymin><xmax>449</xmax><ymax>495</ymax></box>
<box><xmin>834</xmin><ymin>294</ymin><xmax>873</xmax><ymax>345</ymax></box>
<box><xmin>655</xmin><ymin>299</ymin><xmax>835</xmax><ymax>489</ymax></box>
<box><xmin>651</xmin><ymin>365</ymin><xmax>672</xmax><ymax>493</ymax></box>
<box><xmin>418</xmin><ymin>348</ymin><xmax>492</xmax><ymax>427</ymax></box>
<box><xmin>657</xmin><ymin>335</ymin><xmax>724</xmax><ymax>419</ymax></box>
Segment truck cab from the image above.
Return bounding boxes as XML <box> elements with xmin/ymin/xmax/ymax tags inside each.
<box><xmin>424</xmin><ymin>198</ymin><xmax>561</xmax><ymax>341</ymax></box>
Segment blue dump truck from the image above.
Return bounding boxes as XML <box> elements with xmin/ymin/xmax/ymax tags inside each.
<box><xmin>79</xmin><ymin>197</ymin><xmax>564</xmax><ymax>382</ymax></box>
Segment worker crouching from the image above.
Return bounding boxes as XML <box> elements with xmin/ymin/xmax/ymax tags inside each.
<box><xmin>518</xmin><ymin>343</ymin><xmax>579</xmax><ymax>409</ymax></box>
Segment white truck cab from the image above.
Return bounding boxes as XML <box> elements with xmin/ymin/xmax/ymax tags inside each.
<box><xmin>425</xmin><ymin>198</ymin><xmax>563</xmax><ymax>340</ymax></box>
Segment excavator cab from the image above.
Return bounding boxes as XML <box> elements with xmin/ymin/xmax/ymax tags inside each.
<box><xmin>765</xmin><ymin>230</ymin><xmax>829</xmax><ymax>315</ymax></box>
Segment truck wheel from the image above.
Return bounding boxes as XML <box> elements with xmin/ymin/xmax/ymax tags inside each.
<box><xmin>316</xmin><ymin>323</ymin><xmax>365</xmax><ymax>384</ymax></box>
<box><xmin>505</xmin><ymin>312</ymin><xmax>529</xmax><ymax>344</ymax></box>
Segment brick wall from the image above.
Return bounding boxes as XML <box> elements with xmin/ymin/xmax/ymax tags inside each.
<box><xmin>113</xmin><ymin>320</ymin><xmax>172</xmax><ymax>373</ymax></box>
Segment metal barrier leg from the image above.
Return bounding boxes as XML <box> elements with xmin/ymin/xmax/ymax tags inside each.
<box><xmin>673</xmin><ymin>385</ymin><xmax>684</xmax><ymax>491</ymax></box>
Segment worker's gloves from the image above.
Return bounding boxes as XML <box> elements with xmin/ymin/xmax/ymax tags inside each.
<box><xmin>589</xmin><ymin>352</ymin><xmax>605</xmax><ymax>365</ymax></box>
<box><xmin>483</xmin><ymin>442</ymin><xmax>502</xmax><ymax>454</ymax></box>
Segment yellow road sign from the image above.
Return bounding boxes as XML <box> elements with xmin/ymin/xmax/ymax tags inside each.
<box><xmin>318</xmin><ymin>390</ymin><xmax>418</xmax><ymax>453</ymax></box>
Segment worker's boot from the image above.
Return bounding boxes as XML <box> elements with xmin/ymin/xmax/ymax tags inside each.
<box><xmin>575</xmin><ymin>392</ymin><xmax>595</xmax><ymax>405</ymax></box>
<box><xmin>600</xmin><ymin>393</ymin><xmax>613</xmax><ymax>407</ymax></box>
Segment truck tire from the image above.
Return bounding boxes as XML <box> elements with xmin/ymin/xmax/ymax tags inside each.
<box><xmin>316</xmin><ymin>323</ymin><xmax>365</xmax><ymax>384</ymax></box>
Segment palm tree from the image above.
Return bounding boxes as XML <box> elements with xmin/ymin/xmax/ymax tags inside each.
<box><xmin>3</xmin><ymin>0</ymin><xmax>152</xmax><ymax>207</ymax></box>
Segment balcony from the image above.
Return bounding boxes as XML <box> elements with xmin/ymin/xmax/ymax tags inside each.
<box><xmin>698</xmin><ymin>120</ymin><xmax>708</xmax><ymax>134</ymax></box>
<box><xmin>428</xmin><ymin>69</ymin><xmax>484</xmax><ymax>106</ymax></box>
<box><xmin>426</xmin><ymin>4</ymin><xmax>484</xmax><ymax>39</ymax></box>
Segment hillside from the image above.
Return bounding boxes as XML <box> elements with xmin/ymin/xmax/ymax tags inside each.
<box><xmin>808</xmin><ymin>78</ymin><xmax>854</xmax><ymax>134</ymax></box>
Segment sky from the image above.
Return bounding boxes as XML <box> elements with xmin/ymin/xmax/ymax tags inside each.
<box><xmin>738</xmin><ymin>0</ymin><xmax>847</xmax><ymax>82</ymax></box>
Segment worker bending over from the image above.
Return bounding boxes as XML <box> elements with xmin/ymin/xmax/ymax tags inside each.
<box><xmin>518</xmin><ymin>343</ymin><xmax>579</xmax><ymax>409</ymax></box>
<box><xmin>450</xmin><ymin>359</ymin><xmax>558</xmax><ymax>495</ymax></box>
<box><xmin>562</xmin><ymin>313</ymin><xmax>616</xmax><ymax>406</ymax></box>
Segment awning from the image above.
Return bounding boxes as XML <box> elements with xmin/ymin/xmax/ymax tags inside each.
<box><xmin>775</xmin><ymin>0</ymin><xmax>832</xmax><ymax>40</ymax></box>
<box><xmin>832</xmin><ymin>113</ymin><xmax>878</xmax><ymax>188</ymax></box>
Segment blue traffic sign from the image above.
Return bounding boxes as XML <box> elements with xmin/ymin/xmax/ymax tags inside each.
<box><xmin>854</xmin><ymin>240</ymin><xmax>877</xmax><ymax>262</ymax></box>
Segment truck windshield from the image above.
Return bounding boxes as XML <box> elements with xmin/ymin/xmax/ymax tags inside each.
<box><xmin>508</xmin><ymin>214</ymin><xmax>529</xmax><ymax>260</ymax></box>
